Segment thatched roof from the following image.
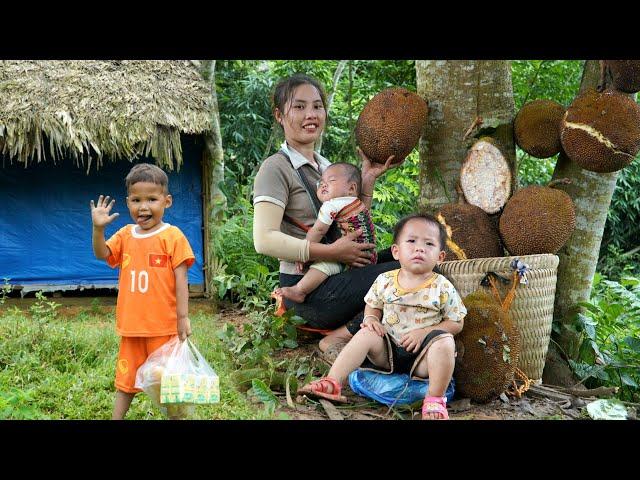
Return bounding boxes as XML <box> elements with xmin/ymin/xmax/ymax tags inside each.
<box><xmin>0</xmin><ymin>60</ymin><xmax>213</xmax><ymax>171</ymax></box>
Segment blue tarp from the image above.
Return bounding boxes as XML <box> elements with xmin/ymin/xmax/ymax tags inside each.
<box><xmin>0</xmin><ymin>137</ymin><xmax>204</xmax><ymax>289</ymax></box>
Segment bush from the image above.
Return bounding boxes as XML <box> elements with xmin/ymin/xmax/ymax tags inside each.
<box><xmin>569</xmin><ymin>273</ymin><xmax>640</xmax><ymax>402</ymax></box>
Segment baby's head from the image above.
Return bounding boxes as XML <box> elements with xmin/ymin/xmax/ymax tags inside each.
<box><xmin>125</xmin><ymin>163</ymin><xmax>172</xmax><ymax>231</ymax></box>
<box><xmin>392</xmin><ymin>213</ymin><xmax>447</xmax><ymax>275</ymax></box>
<box><xmin>317</xmin><ymin>162</ymin><xmax>361</xmax><ymax>202</ymax></box>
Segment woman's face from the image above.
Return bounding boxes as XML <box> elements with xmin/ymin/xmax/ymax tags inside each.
<box><xmin>276</xmin><ymin>83</ymin><xmax>326</xmax><ymax>149</ymax></box>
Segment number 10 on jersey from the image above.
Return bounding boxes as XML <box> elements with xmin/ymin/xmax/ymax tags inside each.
<box><xmin>130</xmin><ymin>270</ymin><xmax>149</xmax><ymax>293</ymax></box>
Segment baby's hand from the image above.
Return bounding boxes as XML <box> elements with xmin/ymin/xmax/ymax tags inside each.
<box><xmin>361</xmin><ymin>316</ymin><xmax>385</xmax><ymax>337</ymax></box>
<box><xmin>399</xmin><ymin>328</ymin><xmax>428</xmax><ymax>353</ymax></box>
<box><xmin>295</xmin><ymin>261</ymin><xmax>305</xmax><ymax>274</ymax></box>
<box><xmin>90</xmin><ymin>195</ymin><xmax>119</xmax><ymax>228</ymax></box>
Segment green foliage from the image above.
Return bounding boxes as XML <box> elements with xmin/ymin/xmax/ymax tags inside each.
<box><xmin>209</xmin><ymin>196</ymin><xmax>279</xmax><ymax>310</ymax></box>
<box><xmin>0</xmin><ymin>308</ymin><xmax>268</xmax><ymax>419</ymax></box>
<box><xmin>598</xmin><ymin>158</ymin><xmax>640</xmax><ymax>278</ymax></box>
<box><xmin>569</xmin><ymin>273</ymin><xmax>640</xmax><ymax>402</ymax></box>
<box><xmin>0</xmin><ymin>279</ymin><xmax>11</xmax><ymax>307</ymax></box>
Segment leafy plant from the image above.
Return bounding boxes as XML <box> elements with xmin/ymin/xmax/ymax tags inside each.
<box><xmin>0</xmin><ymin>278</ymin><xmax>11</xmax><ymax>306</ymax></box>
<box><xmin>569</xmin><ymin>273</ymin><xmax>640</xmax><ymax>401</ymax></box>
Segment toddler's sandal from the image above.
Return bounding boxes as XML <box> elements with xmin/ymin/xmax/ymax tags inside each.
<box><xmin>422</xmin><ymin>396</ymin><xmax>449</xmax><ymax>420</ymax></box>
<box><xmin>298</xmin><ymin>377</ymin><xmax>348</xmax><ymax>403</ymax></box>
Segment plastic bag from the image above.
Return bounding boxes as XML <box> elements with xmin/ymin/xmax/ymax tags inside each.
<box><xmin>160</xmin><ymin>338</ymin><xmax>220</xmax><ymax>406</ymax></box>
<box><xmin>348</xmin><ymin>369</ymin><xmax>455</xmax><ymax>407</ymax></box>
<box><xmin>135</xmin><ymin>336</ymin><xmax>219</xmax><ymax>418</ymax></box>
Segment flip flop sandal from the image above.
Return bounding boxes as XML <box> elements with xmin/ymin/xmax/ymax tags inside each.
<box><xmin>298</xmin><ymin>377</ymin><xmax>348</xmax><ymax>404</ymax></box>
<box><xmin>422</xmin><ymin>396</ymin><xmax>449</xmax><ymax>420</ymax></box>
<box><xmin>270</xmin><ymin>292</ymin><xmax>287</xmax><ymax>317</ymax></box>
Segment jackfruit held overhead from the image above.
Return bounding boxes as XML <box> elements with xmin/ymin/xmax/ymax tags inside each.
<box><xmin>605</xmin><ymin>60</ymin><xmax>640</xmax><ymax>94</ymax></box>
<box><xmin>514</xmin><ymin>99</ymin><xmax>565</xmax><ymax>159</ymax></box>
<box><xmin>355</xmin><ymin>87</ymin><xmax>428</xmax><ymax>165</ymax></box>
<box><xmin>560</xmin><ymin>88</ymin><xmax>640</xmax><ymax>173</ymax></box>
<box><xmin>437</xmin><ymin>203</ymin><xmax>503</xmax><ymax>262</ymax></box>
<box><xmin>498</xmin><ymin>181</ymin><xmax>576</xmax><ymax>256</ymax></box>
<box><xmin>454</xmin><ymin>290</ymin><xmax>521</xmax><ymax>403</ymax></box>
<box><xmin>460</xmin><ymin>137</ymin><xmax>511</xmax><ymax>214</ymax></box>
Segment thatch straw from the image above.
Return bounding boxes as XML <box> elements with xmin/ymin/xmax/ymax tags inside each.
<box><xmin>0</xmin><ymin>60</ymin><xmax>212</xmax><ymax>171</ymax></box>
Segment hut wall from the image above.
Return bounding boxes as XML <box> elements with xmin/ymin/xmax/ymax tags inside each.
<box><xmin>0</xmin><ymin>136</ymin><xmax>204</xmax><ymax>293</ymax></box>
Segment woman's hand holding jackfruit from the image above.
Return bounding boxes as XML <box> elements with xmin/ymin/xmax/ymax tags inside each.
<box><xmin>358</xmin><ymin>147</ymin><xmax>401</xmax><ymax>196</ymax></box>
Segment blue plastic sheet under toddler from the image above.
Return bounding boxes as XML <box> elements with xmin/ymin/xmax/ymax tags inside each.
<box><xmin>348</xmin><ymin>369</ymin><xmax>455</xmax><ymax>406</ymax></box>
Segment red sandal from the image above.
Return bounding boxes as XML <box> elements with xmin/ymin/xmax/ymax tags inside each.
<box><xmin>298</xmin><ymin>377</ymin><xmax>348</xmax><ymax>403</ymax></box>
<box><xmin>270</xmin><ymin>291</ymin><xmax>287</xmax><ymax>317</ymax></box>
<box><xmin>422</xmin><ymin>396</ymin><xmax>449</xmax><ymax>420</ymax></box>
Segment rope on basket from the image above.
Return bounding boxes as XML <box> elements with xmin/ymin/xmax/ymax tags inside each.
<box><xmin>482</xmin><ymin>259</ymin><xmax>534</xmax><ymax>397</ymax></box>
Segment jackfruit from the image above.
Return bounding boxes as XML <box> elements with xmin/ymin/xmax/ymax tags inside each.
<box><xmin>498</xmin><ymin>182</ymin><xmax>576</xmax><ymax>256</ymax></box>
<box><xmin>437</xmin><ymin>203</ymin><xmax>503</xmax><ymax>262</ymax></box>
<box><xmin>605</xmin><ymin>60</ymin><xmax>640</xmax><ymax>93</ymax></box>
<box><xmin>460</xmin><ymin>137</ymin><xmax>512</xmax><ymax>214</ymax></box>
<box><xmin>355</xmin><ymin>87</ymin><xmax>428</xmax><ymax>164</ymax></box>
<box><xmin>560</xmin><ymin>88</ymin><xmax>640</xmax><ymax>173</ymax></box>
<box><xmin>454</xmin><ymin>290</ymin><xmax>521</xmax><ymax>403</ymax></box>
<box><xmin>514</xmin><ymin>99</ymin><xmax>565</xmax><ymax>158</ymax></box>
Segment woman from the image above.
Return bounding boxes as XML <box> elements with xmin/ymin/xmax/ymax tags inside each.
<box><xmin>253</xmin><ymin>73</ymin><xmax>401</xmax><ymax>356</ymax></box>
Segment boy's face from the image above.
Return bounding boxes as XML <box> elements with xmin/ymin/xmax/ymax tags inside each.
<box><xmin>126</xmin><ymin>181</ymin><xmax>172</xmax><ymax>232</ymax></box>
<box><xmin>391</xmin><ymin>218</ymin><xmax>446</xmax><ymax>276</ymax></box>
<box><xmin>317</xmin><ymin>165</ymin><xmax>357</xmax><ymax>202</ymax></box>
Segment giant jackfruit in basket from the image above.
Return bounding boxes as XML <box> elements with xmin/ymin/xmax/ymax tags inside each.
<box><xmin>454</xmin><ymin>288</ymin><xmax>521</xmax><ymax>403</ymax></box>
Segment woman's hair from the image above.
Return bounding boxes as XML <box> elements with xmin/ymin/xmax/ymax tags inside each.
<box><xmin>272</xmin><ymin>73</ymin><xmax>328</xmax><ymax>120</ymax></box>
<box><xmin>125</xmin><ymin>163</ymin><xmax>169</xmax><ymax>193</ymax></box>
<box><xmin>392</xmin><ymin>212</ymin><xmax>448</xmax><ymax>251</ymax></box>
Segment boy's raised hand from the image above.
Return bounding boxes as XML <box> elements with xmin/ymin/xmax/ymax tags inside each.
<box><xmin>90</xmin><ymin>195</ymin><xmax>119</xmax><ymax>228</ymax></box>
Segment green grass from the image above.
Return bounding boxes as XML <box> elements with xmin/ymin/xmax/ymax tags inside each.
<box><xmin>0</xmin><ymin>307</ymin><xmax>270</xmax><ymax>420</ymax></box>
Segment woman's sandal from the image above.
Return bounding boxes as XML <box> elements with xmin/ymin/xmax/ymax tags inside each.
<box><xmin>422</xmin><ymin>396</ymin><xmax>449</xmax><ymax>420</ymax></box>
<box><xmin>270</xmin><ymin>291</ymin><xmax>287</xmax><ymax>317</ymax></box>
<box><xmin>297</xmin><ymin>377</ymin><xmax>348</xmax><ymax>403</ymax></box>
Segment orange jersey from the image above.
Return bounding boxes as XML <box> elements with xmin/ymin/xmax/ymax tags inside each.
<box><xmin>106</xmin><ymin>223</ymin><xmax>195</xmax><ymax>337</ymax></box>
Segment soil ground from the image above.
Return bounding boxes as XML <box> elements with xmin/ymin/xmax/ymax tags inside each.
<box><xmin>5</xmin><ymin>295</ymin><xmax>582</xmax><ymax>420</ymax></box>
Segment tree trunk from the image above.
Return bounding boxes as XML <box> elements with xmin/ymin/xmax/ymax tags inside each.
<box><xmin>550</xmin><ymin>60</ymin><xmax>626</xmax><ymax>359</ymax></box>
<box><xmin>199</xmin><ymin>60</ymin><xmax>227</xmax><ymax>297</ymax></box>
<box><xmin>416</xmin><ymin>60</ymin><xmax>516</xmax><ymax>212</ymax></box>
<box><xmin>316</xmin><ymin>60</ymin><xmax>348</xmax><ymax>154</ymax></box>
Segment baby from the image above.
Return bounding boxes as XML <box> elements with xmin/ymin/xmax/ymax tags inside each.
<box><xmin>273</xmin><ymin>162</ymin><xmax>376</xmax><ymax>304</ymax></box>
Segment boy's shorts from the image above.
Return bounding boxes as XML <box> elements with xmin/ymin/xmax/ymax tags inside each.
<box><xmin>360</xmin><ymin>329</ymin><xmax>454</xmax><ymax>378</ymax></box>
<box><xmin>115</xmin><ymin>335</ymin><xmax>175</xmax><ymax>393</ymax></box>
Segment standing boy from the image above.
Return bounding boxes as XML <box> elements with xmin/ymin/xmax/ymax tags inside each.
<box><xmin>90</xmin><ymin>163</ymin><xmax>195</xmax><ymax>419</ymax></box>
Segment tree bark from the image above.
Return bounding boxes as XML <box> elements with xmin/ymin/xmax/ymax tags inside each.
<box><xmin>550</xmin><ymin>60</ymin><xmax>628</xmax><ymax>359</ymax></box>
<box><xmin>199</xmin><ymin>60</ymin><xmax>227</xmax><ymax>296</ymax></box>
<box><xmin>316</xmin><ymin>60</ymin><xmax>348</xmax><ymax>154</ymax></box>
<box><xmin>416</xmin><ymin>60</ymin><xmax>516</xmax><ymax>212</ymax></box>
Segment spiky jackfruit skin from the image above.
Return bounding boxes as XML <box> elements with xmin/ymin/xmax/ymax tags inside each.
<box><xmin>438</xmin><ymin>203</ymin><xmax>504</xmax><ymax>261</ymax></box>
<box><xmin>454</xmin><ymin>291</ymin><xmax>521</xmax><ymax>403</ymax></box>
<box><xmin>560</xmin><ymin>89</ymin><xmax>640</xmax><ymax>173</ymax></box>
<box><xmin>606</xmin><ymin>60</ymin><xmax>640</xmax><ymax>94</ymax></box>
<box><xmin>499</xmin><ymin>185</ymin><xmax>576</xmax><ymax>256</ymax></box>
<box><xmin>355</xmin><ymin>87</ymin><xmax>428</xmax><ymax>164</ymax></box>
<box><xmin>514</xmin><ymin>99</ymin><xmax>565</xmax><ymax>158</ymax></box>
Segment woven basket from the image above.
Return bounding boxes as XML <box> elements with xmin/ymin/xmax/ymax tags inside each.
<box><xmin>439</xmin><ymin>254</ymin><xmax>559</xmax><ymax>381</ymax></box>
